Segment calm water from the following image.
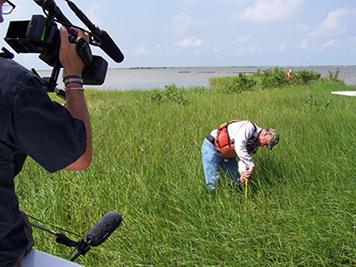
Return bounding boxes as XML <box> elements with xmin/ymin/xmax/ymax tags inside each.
<box><xmin>39</xmin><ymin>66</ymin><xmax>356</xmax><ymax>91</ymax></box>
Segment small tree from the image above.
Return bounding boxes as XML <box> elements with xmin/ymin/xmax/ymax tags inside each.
<box><xmin>261</xmin><ymin>67</ymin><xmax>287</xmax><ymax>88</ymax></box>
<box><xmin>219</xmin><ymin>73</ymin><xmax>256</xmax><ymax>93</ymax></box>
<box><xmin>328</xmin><ymin>68</ymin><xmax>340</xmax><ymax>82</ymax></box>
<box><xmin>151</xmin><ymin>84</ymin><xmax>190</xmax><ymax>105</ymax></box>
<box><xmin>294</xmin><ymin>70</ymin><xmax>321</xmax><ymax>85</ymax></box>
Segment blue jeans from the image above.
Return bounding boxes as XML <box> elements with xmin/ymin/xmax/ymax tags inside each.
<box><xmin>201</xmin><ymin>139</ymin><xmax>240</xmax><ymax>190</ymax></box>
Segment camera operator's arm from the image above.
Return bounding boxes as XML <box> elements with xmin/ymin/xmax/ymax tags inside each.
<box><xmin>59</xmin><ymin>26</ymin><xmax>92</xmax><ymax>171</ymax></box>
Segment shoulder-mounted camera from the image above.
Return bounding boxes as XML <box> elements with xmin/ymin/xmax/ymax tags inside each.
<box><xmin>3</xmin><ymin>0</ymin><xmax>124</xmax><ymax>99</ymax></box>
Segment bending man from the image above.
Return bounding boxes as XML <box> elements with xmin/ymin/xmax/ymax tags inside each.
<box><xmin>202</xmin><ymin>120</ymin><xmax>279</xmax><ymax>190</ymax></box>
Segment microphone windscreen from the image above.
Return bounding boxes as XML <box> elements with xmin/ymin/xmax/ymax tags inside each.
<box><xmin>85</xmin><ymin>211</ymin><xmax>122</xmax><ymax>247</ymax></box>
<box><xmin>42</xmin><ymin>0</ymin><xmax>57</xmax><ymax>11</ymax></box>
<box><xmin>100</xmin><ymin>30</ymin><xmax>124</xmax><ymax>63</ymax></box>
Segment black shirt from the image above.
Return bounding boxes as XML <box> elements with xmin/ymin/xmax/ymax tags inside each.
<box><xmin>0</xmin><ymin>57</ymin><xmax>87</xmax><ymax>266</ymax></box>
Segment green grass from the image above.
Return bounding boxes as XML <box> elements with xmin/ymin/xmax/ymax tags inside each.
<box><xmin>16</xmin><ymin>78</ymin><xmax>356</xmax><ymax>266</ymax></box>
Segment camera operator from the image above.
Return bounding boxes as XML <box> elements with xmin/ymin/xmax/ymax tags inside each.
<box><xmin>0</xmin><ymin>1</ymin><xmax>92</xmax><ymax>266</ymax></box>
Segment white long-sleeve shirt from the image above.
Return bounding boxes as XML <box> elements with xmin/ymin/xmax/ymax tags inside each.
<box><xmin>210</xmin><ymin>120</ymin><xmax>262</xmax><ymax>174</ymax></box>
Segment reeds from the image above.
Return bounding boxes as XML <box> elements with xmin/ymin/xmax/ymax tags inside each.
<box><xmin>16</xmin><ymin>79</ymin><xmax>356</xmax><ymax>266</ymax></box>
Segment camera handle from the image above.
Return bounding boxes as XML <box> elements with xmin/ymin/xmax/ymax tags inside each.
<box><xmin>0</xmin><ymin>47</ymin><xmax>14</xmax><ymax>59</ymax></box>
<box><xmin>31</xmin><ymin>62</ymin><xmax>66</xmax><ymax>100</ymax></box>
<box><xmin>74</xmin><ymin>37</ymin><xmax>92</xmax><ymax>66</ymax></box>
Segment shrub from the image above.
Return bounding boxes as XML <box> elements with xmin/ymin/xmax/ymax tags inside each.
<box><xmin>151</xmin><ymin>83</ymin><xmax>190</xmax><ymax>105</ymax></box>
<box><xmin>260</xmin><ymin>67</ymin><xmax>321</xmax><ymax>87</ymax></box>
<box><xmin>328</xmin><ymin>68</ymin><xmax>341</xmax><ymax>82</ymax></box>
<box><xmin>303</xmin><ymin>92</ymin><xmax>330</xmax><ymax>111</ymax></box>
<box><xmin>294</xmin><ymin>70</ymin><xmax>321</xmax><ymax>85</ymax></box>
<box><xmin>218</xmin><ymin>73</ymin><xmax>257</xmax><ymax>93</ymax></box>
<box><xmin>261</xmin><ymin>67</ymin><xmax>287</xmax><ymax>88</ymax></box>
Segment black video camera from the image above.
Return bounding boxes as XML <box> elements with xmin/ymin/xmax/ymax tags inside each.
<box><xmin>3</xmin><ymin>0</ymin><xmax>124</xmax><ymax>99</ymax></box>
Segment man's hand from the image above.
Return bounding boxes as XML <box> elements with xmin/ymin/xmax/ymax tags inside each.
<box><xmin>240</xmin><ymin>167</ymin><xmax>255</xmax><ymax>187</ymax></box>
<box><xmin>59</xmin><ymin>26</ymin><xmax>90</xmax><ymax>77</ymax></box>
<box><xmin>59</xmin><ymin>26</ymin><xmax>92</xmax><ymax>171</ymax></box>
<box><xmin>244</xmin><ymin>167</ymin><xmax>255</xmax><ymax>178</ymax></box>
<box><xmin>240</xmin><ymin>173</ymin><xmax>248</xmax><ymax>187</ymax></box>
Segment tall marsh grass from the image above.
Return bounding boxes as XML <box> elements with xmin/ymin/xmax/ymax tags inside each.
<box><xmin>16</xmin><ymin>78</ymin><xmax>356</xmax><ymax>266</ymax></box>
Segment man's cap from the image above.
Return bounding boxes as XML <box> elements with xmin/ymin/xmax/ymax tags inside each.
<box><xmin>267</xmin><ymin>128</ymin><xmax>279</xmax><ymax>151</ymax></box>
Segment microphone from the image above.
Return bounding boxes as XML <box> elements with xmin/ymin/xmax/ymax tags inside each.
<box><xmin>85</xmin><ymin>211</ymin><xmax>122</xmax><ymax>247</ymax></box>
<box><xmin>65</xmin><ymin>0</ymin><xmax>124</xmax><ymax>63</ymax></box>
<box><xmin>96</xmin><ymin>30</ymin><xmax>125</xmax><ymax>63</ymax></box>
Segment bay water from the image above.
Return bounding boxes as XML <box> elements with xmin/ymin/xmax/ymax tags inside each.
<box><xmin>39</xmin><ymin>65</ymin><xmax>356</xmax><ymax>91</ymax></box>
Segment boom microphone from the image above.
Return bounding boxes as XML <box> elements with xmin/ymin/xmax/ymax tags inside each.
<box><xmin>96</xmin><ymin>29</ymin><xmax>125</xmax><ymax>63</ymax></box>
<box><xmin>65</xmin><ymin>0</ymin><xmax>124</xmax><ymax>63</ymax></box>
<box><xmin>85</xmin><ymin>211</ymin><xmax>122</xmax><ymax>247</ymax></box>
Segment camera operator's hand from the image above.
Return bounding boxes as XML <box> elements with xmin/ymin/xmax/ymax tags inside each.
<box><xmin>59</xmin><ymin>26</ymin><xmax>89</xmax><ymax>77</ymax></box>
<box><xmin>59</xmin><ymin>26</ymin><xmax>92</xmax><ymax>171</ymax></box>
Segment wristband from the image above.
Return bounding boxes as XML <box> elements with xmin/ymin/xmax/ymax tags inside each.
<box><xmin>65</xmin><ymin>87</ymin><xmax>84</xmax><ymax>91</ymax></box>
<box><xmin>63</xmin><ymin>76</ymin><xmax>84</xmax><ymax>86</ymax></box>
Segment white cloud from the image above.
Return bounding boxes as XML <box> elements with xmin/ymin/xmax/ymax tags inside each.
<box><xmin>296</xmin><ymin>24</ymin><xmax>309</xmax><ymax>32</ymax></box>
<box><xmin>296</xmin><ymin>38</ymin><xmax>308</xmax><ymax>49</ymax></box>
<box><xmin>234</xmin><ymin>45</ymin><xmax>259</xmax><ymax>55</ymax></box>
<box><xmin>172</xmin><ymin>12</ymin><xmax>216</xmax><ymax>35</ymax></box>
<box><xmin>176</xmin><ymin>37</ymin><xmax>203</xmax><ymax>47</ymax></box>
<box><xmin>237</xmin><ymin>34</ymin><xmax>251</xmax><ymax>43</ymax></box>
<box><xmin>310</xmin><ymin>7</ymin><xmax>356</xmax><ymax>38</ymax></box>
<box><xmin>230</xmin><ymin>35</ymin><xmax>251</xmax><ymax>46</ymax></box>
<box><xmin>214</xmin><ymin>47</ymin><xmax>226</xmax><ymax>53</ymax></box>
<box><xmin>134</xmin><ymin>46</ymin><xmax>151</xmax><ymax>55</ymax></box>
<box><xmin>279</xmin><ymin>42</ymin><xmax>288</xmax><ymax>51</ymax></box>
<box><xmin>173</xmin><ymin>12</ymin><xmax>195</xmax><ymax>35</ymax></box>
<box><xmin>320</xmin><ymin>40</ymin><xmax>338</xmax><ymax>50</ymax></box>
<box><xmin>231</xmin><ymin>0</ymin><xmax>305</xmax><ymax>23</ymax></box>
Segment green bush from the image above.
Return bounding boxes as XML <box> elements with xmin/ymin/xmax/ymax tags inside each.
<box><xmin>261</xmin><ymin>67</ymin><xmax>287</xmax><ymax>88</ymax></box>
<box><xmin>303</xmin><ymin>92</ymin><xmax>330</xmax><ymax>111</ymax></box>
<box><xmin>217</xmin><ymin>73</ymin><xmax>256</xmax><ymax>93</ymax></box>
<box><xmin>294</xmin><ymin>70</ymin><xmax>321</xmax><ymax>85</ymax></box>
<box><xmin>260</xmin><ymin>67</ymin><xmax>321</xmax><ymax>87</ymax></box>
<box><xmin>151</xmin><ymin>83</ymin><xmax>190</xmax><ymax>105</ymax></box>
<box><xmin>328</xmin><ymin>68</ymin><xmax>341</xmax><ymax>82</ymax></box>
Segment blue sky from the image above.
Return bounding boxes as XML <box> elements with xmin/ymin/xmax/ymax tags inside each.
<box><xmin>1</xmin><ymin>0</ymin><xmax>356</xmax><ymax>70</ymax></box>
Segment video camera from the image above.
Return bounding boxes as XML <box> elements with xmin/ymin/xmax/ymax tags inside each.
<box><xmin>3</xmin><ymin>0</ymin><xmax>124</xmax><ymax>99</ymax></box>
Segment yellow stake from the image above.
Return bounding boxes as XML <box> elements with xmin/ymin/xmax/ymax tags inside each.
<box><xmin>245</xmin><ymin>178</ymin><xmax>248</xmax><ymax>200</ymax></box>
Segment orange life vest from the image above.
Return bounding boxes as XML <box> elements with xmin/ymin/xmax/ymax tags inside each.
<box><xmin>286</xmin><ymin>70</ymin><xmax>293</xmax><ymax>80</ymax></box>
<box><xmin>214</xmin><ymin>120</ymin><xmax>257</xmax><ymax>159</ymax></box>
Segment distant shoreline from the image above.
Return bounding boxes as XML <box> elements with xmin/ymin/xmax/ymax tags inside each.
<box><xmin>119</xmin><ymin>65</ymin><xmax>356</xmax><ymax>70</ymax></box>
<box><xmin>36</xmin><ymin>65</ymin><xmax>356</xmax><ymax>72</ymax></box>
